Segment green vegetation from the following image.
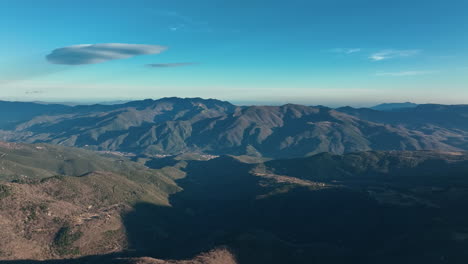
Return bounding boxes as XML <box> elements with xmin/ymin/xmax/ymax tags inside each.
<box><xmin>0</xmin><ymin>142</ymin><xmax>180</xmax><ymax>205</ymax></box>
<box><xmin>41</xmin><ymin>175</ymin><xmax>66</xmax><ymax>183</ymax></box>
<box><xmin>0</xmin><ymin>184</ymin><xmax>12</xmax><ymax>199</ymax></box>
<box><xmin>21</xmin><ymin>203</ymin><xmax>48</xmax><ymax>222</ymax></box>
<box><xmin>54</xmin><ymin>226</ymin><xmax>82</xmax><ymax>256</ymax></box>
<box><xmin>11</xmin><ymin>178</ymin><xmax>41</xmax><ymax>184</ymax></box>
<box><xmin>4</xmin><ymin>98</ymin><xmax>468</xmax><ymax>159</ymax></box>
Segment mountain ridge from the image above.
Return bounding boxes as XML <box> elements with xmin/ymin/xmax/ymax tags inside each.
<box><xmin>1</xmin><ymin>98</ymin><xmax>468</xmax><ymax>158</ymax></box>
<box><xmin>370</xmin><ymin>102</ymin><xmax>418</xmax><ymax>111</ymax></box>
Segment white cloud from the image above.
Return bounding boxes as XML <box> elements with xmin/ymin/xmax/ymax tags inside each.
<box><xmin>370</xmin><ymin>49</ymin><xmax>421</xmax><ymax>61</ymax></box>
<box><xmin>376</xmin><ymin>70</ymin><xmax>437</xmax><ymax>77</ymax></box>
<box><xmin>46</xmin><ymin>43</ymin><xmax>167</xmax><ymax>65</ymax></box>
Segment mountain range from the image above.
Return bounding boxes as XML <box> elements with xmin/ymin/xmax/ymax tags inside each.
<box><xmin>1</xmin><ymin>98</ymin><xmax>468</xmax><ymax>159</ymax></box>
<box><xmin>1</xmin><ymin>98</ymin><xmax>468</xmax><ymax>263</ymax></box>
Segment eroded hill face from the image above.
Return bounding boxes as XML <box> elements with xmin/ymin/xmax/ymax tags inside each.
<box><xmin>0</xmin><ymin>142</ymin><xmax>180</xmax><ymax>260</ymax></box>
<box><xmin>2</xmin><ymin>98</ymin><xmax>468</xmax><ymax>158</ymax></box>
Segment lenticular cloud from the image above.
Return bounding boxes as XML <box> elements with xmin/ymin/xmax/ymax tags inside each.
<box><xmin>46</xmin><ymin>43</ymin><xmax>167</xmax><ymax>65</ymax></box>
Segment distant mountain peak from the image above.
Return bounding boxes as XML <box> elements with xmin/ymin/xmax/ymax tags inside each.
<box><xmin>371</xmin><ymin>102</ymin><xmax>418</xmax><ymax>111</ymax></box>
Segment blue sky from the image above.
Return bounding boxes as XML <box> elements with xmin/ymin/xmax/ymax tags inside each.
<box><xmin>0</xmin><ymin>0</ymin><xmax>467</xmax><ymax>106</ymax></box>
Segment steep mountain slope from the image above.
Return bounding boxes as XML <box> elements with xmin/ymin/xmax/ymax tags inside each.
<box><xmin>1</xmin><ymin>98</ymin><xmax>464</xmax><ymax>158</ymax></box>
<box><xmin>339</xmin><ymin>104</ymin><xmax>468</xmax><ymax>150</ymax></box>
<box><xmin>0</xmin><ymin>98</ymin><xmax>236</xmax><ymax>154</ymax></box>
<box><xmin>0</xmin><ymin>142</ymin><xmax>180</xmax><ymax>260</ymax></box>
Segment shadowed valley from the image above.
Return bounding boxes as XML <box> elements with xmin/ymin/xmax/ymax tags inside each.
<box><xmin>1</xmin><ymin>143</ymin><xmax>468</xmax><ymax>263</ymax></box>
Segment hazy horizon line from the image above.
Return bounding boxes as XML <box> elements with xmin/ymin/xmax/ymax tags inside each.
<box><xmin>0</xmin><ymin>96</ymin><xmax>464</xmax><ymax>108</ymax></box>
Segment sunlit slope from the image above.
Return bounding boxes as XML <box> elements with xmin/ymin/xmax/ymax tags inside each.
<box><xmin>3</xmin><ymin>98</ymin><xmax>467</xmax><ymax>158</ymax></box>
<box><xmin>0</xmin><ymin>142</ymin><xmax>180</xmax><ymax>260</ymax></box>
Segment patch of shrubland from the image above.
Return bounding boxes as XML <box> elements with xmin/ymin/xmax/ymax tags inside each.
<box><xmin>0</xmin><ymin>184</ymin><xmax>11</xmax><ymax>199</ymax></box>
<box><xmin>54</xmin><ymin>225</ymin><xmax>83</xmax><ymax>256</ymax></box>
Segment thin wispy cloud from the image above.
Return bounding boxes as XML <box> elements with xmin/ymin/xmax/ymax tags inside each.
<box><xmin>151</xmin><ymin>10</ymin><xmax>211</xmax><ymax>33</ymax></box>
<box><xmin>376</xmin><ymin>70</ymin><xmax>437</xmax><ymax>77</ymax></box>
<box><xmin>153</xmin><ymin>10</ymin><xmax>196</xmax><ymax>25</ymax></box>
<box><xmin>370</xmin><ymin>49</ymin><xmax>421</xmax><ymax>61</ymax></box>
<box><xmin>330</xmin><ymin>48</ymin><xmax>362</xmax><ymax>54</ymax></box>
<box><xmin>25</xmin><ymin>90</ymin><xmax>45</xmax><ymax>94</ymax></box>
<box><xmin>169</xmin><ymin>24</ymin><xmax>186</xmax><ymax>31</ymax></box>
<box><xmin>46</xmin><ymin>43</ymin><xmax>167</xmax><ymax>65</ymax></box>
<box><xmin>146</xmin><ymin>63</ymin><xmax>196</xmax><ymax>68</ymax></box>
